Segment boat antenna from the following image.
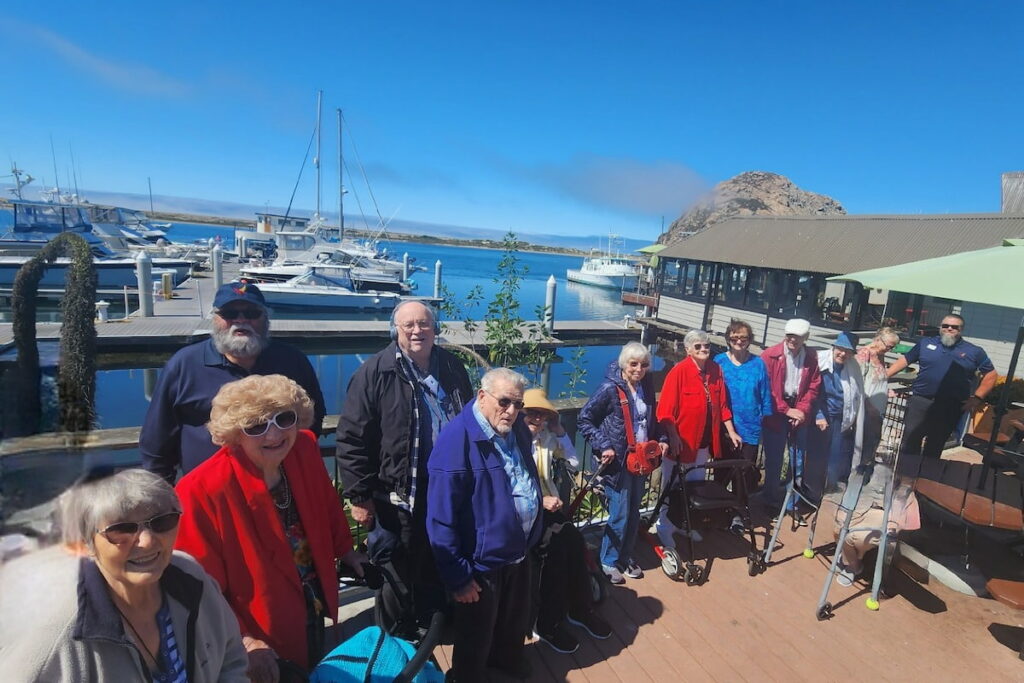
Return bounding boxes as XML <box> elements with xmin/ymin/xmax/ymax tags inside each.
<box><xmin>282</xmin><ymin>123</ymin><xmax>318</xmax><ymax>224</ymax></box>
<box><xmin>337</xmin><ymin>107</ymin><xmax>344</xmax><ymax>239</ymax></box>
<box><xmin>49</xmin><ymin>134</ymin><xmax>62</xmax><ymax>201</ymax></box>
<box><xmin>148</xmin><ymin>176</ymin><xmax>155</xmax><ymax>214</ymax></box>
<box><xmin>69</xmin><ymin>142</ymin><xmax>81</xmax><ymax>202</ymax></box>
<box><xmin>314</xmin><ymin>89</ymin><xmax>322</xmax><ymax>219</ymax></box>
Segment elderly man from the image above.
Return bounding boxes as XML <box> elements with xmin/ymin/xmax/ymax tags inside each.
<box><xmin>888</xmin><ymin>314</ymin><xmax>997</xmax><ymax>459</ymax></box>
<box><xmin>427</xmin><ymin>368</ymin><xmax>543</xmax><ymax>682</ymax></box>
<box><xmin>140</xmin><ymin>281</ymin><xmax>325</xmax><ymax>483</ymax></box>
<box><xmin>758</xmin><ymin>318</ymin><xmax>822</xmax><ymax>511</ymax></box>
<box><xmin>336</xmin><ymin>300</ymin><xmax>473</xmax><ymax>633</ymax></box>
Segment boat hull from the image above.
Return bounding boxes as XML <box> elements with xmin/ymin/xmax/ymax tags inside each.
<box><xmin>257</xmin><ymin>285</ymin><xmax>401</xmax><ymax>310</ymax></box>
<box><xmin>566</xmin><ymin>268</ymin><xmax>637</xmax><ymax>290</ymax></box>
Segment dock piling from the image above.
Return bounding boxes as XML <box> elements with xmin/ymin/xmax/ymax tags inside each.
<box><xmin>434</xmin><ymin>260</ymin><xmax>443</xmax><ymax>299</ymax></box>
<box><xmin>95</xmin><ymin>300</ymin><xmax>110</xmax><ymax>323</ymax></box>
<box><xmin>402</xmin><ymin>253</ymin><xmax>410</xmax><ymax>281</ymax></box>
<box><xmin>135</xmin><ymin>251</ymin><xmax>153</xmax><ymax>317</ymax></box>
<box><xmin>544</xmin><ymin>275</ymin><xmax>557</xmax><ymax>333</ymax></box>
<box><xmin>212</xmin><ymin>245</ymin><xmax>224</xmax><ymax>288</ymax></box>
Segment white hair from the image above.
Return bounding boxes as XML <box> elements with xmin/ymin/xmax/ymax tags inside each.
<box><xmin>617</xmin><ymin>341</ymin><xmax>651</xmax><ymax>369</ymax></box>
<box><xmin>683</xmin><ymin>329</ymin><xmax>711</xmax><ymax>350</ymax></box>
<box><xmin>480</xmin><ymin>367</ymin><xmax>527</xmax><ymax>394</ymax></box>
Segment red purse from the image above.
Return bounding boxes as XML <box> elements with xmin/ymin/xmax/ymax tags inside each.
<box><xmin>616</xmin><ymin>387</ymin><xmax>662</xmax><ymax>476</ymax></box>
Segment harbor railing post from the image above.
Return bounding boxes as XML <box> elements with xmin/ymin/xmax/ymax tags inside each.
<box><xmin>434</xmin><ymin>260</ymin><xmax>443</xmax><ymax>299</ymax></box>
<box><xmin>212</xmin><ymin>245</ymin><xmax>224</xmax><ymax>288</ymax></box>
<box><xmin>544</xmin><ymin>274</ymin><xmax>557</xmax><ymax>333</ymax></box>
<box><xmin>402</xmin><ymin>252</ymin><xmax>410</xmax><ymax>282</ymax></box>
<box><xmin>136</xmin><ymin>251</ymin><xmax>154</xmax><ymax>317</ymax></box>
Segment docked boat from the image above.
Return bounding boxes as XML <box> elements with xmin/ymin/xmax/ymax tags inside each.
<box><xmin>256</xmin><ymin>267</ymin><xmax>402</xmax><ymax>310</ymax></box>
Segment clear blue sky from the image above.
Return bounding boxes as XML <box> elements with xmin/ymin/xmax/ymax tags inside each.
<box><xmin>1</xmin><ymin>2</ymin><xmax>1021</xmax><ymax>241</ymax></box>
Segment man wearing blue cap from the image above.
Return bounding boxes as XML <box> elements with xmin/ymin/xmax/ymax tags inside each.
<box><xmin>140</xmin><ymin>281</ymin><xmax>325</xmax><ymax>482</ymax></box>
<box><xmin>808</xmin><ymin>331</ymin><xmax>865</xmax><ymax>497</ymax></box>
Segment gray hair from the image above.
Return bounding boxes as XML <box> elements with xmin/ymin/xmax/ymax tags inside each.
<box><xmin>683</xmin><ymin>329</ymin><xmax>711</xmax><ymax>351</ymax></box>
<box><xmin>480</xmin><ymin>367</ymin><xmax>527</xmax><ymax>394</ymax></box>
<box><xmin>617</xmin><ymin>341</ymin><xmax>651</xmax><ymax>369</ymax></box>
<box><xmin>58</xmin><ymin>469</ymin><xmax>180</xmax><ymax>549</ymax></box>
<box><xmin>390</xmin><ymin>299</ymin><xmax>436</xmax><ymax>327</ymax></box>
<box><xmin>875</xmin><ymin>326</ymin><xmax>900</xmax><ymax>347</ymax></box>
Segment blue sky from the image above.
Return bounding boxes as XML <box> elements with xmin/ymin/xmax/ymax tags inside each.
<box><xmin>1</xmin><ymin>2</ymin><xmax>1021</xmax><ymax>241</ymax></box>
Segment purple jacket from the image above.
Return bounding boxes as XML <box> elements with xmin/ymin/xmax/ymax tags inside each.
<box><xmin>426</xmin><ymin>399</ymin><xmax>543</xmax><ymax>591</ymax></box>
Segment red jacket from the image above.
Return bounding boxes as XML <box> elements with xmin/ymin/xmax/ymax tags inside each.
<box><xmin>656</xmin><ymin>357</ymin><xmax>733</xmax><ymax>463</ymax></box>
<box><xmin>175</xmin><ymin>430</ymin><xmax>354</xmax><ymax>669</ymax></box>
<box><xmin>760</xmin><ymin>342</ymin><xmax>822</xmax><ymax>433</ymax></box>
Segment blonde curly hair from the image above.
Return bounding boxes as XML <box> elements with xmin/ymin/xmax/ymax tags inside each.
<box><xmin>208</xmin><ymin>374</ymin><xmax>314</xmax><ymax>446</ymax></box>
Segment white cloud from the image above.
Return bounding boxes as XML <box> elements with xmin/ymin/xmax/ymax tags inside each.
<box><xmin>3</xmin><ymin>17</ymin><xmax>192</xmax><ymax>98</ymax></box>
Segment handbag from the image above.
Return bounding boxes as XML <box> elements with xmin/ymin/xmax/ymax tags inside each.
<box><xmin>616</xmin><ymin>387</ymin><xmax>662</xmax><ymax>476</ymax></box>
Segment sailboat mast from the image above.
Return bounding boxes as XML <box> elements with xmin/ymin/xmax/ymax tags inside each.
<box><xmin>337</xmin><ymin>107</ymin><xmax>344</xmax><ymax>239</ymax></box>
<box><xmin>315</xmin><ymin>89</ymin><xmax>323</xmax><ymax>218</ymax></box>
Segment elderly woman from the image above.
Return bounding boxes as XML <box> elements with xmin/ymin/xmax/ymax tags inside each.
<box><xmin>523</xmin><ymin>388</ymin><xmax>611</xmax><ymax>654</ymax></box>
<box><xmin>714</xmin><ymin>319</ymin><xmax>773</xmax><ymax>532</ymax></box>
<box><xmin>809</xmin><ymin>332</ymin><xmax>866</xmax><ymax>497</ymax></box>
<box><xmin>656</xmin><ymin>329</ymin><xmax>742</xmax><ymax>545</ymax></box>
<box><xmin>175</xmin><ymin>374</ymin><xmax>365</xmax><ymax>680</ymax></box>
<box><xmin>1</xmin><ymin>470</ymin><xmax>248</xmax><ymax>682</ymax></box>
<box><xmin>578</xmin><ymin>341</ymin><xmax>667</xmax><ymax>585</ymax></box>
<box><xmin>857</xmin><ymin>327</ymin><xmax>900</xmax><ymax>460</ymax></box>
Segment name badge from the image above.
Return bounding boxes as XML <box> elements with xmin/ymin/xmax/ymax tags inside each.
<box><xmin>926</xmin><ymin>344</ymin><xmax>938</xmax><ymax>350</ymax></box>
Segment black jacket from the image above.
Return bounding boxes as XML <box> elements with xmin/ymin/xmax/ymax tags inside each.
<box><xmin>336</xmin><ymin>342</ymin><xmax>474</xmax><ymax>504</ymax></box>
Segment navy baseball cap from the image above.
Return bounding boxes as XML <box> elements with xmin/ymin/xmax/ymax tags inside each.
<box><xmin>213</xmin><ymin>281</ymin><xmax>266</xmax><ymax>310</ymax></box>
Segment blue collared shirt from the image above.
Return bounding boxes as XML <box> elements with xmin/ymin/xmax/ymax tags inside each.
<box><xmin>472</xmin><ymin>402</ymin><xmax>540</xmax><ymax>540</ymax></box>
<box><xmin>904</xmin><ymin>336</ymin><xmax>995</xmax><ymax>400</ymax></box>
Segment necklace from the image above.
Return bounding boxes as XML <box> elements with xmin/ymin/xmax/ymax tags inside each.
<box><xmin>272</xmin><ymin>467</ymin><xmax>292</xmax><ymax>510</ymax></box>
<box><xmin>111</xmin><ymin>598</ymin><xmax>160</xmax><ymax>671</ymax></box>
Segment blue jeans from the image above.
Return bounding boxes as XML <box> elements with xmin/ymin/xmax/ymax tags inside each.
<box><xmin>600</xmin><ymin>471</ymin><xmax>646</xmax><ymax>570</ymax></box>
<box><xmin>761</xmin><ymin>424</ymin><xmax>807</xmax><ymax>508</ymax></box>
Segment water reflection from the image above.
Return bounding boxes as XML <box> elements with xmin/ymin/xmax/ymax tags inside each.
<box><xmin>565</xmin><ymin>281</ymin><xmax>641</xmax><ymax>321</ymax></box>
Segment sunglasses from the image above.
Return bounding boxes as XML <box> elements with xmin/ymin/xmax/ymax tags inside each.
<box><xmin>627</xmin><ymin>360</ymin><xmax>651</xmax><ymax>368</ymax></box>
<box><xmin>692</xmin><ymin>343</ymin><xmax>711</xmax><ymax>351</ymax></box>
<box><xmin>940</xmin><ymin>323</ymin><xmax>961</xmax><ymax>330</ymax></box>
<box><xmin>242</xmin><ymin>410</ymin><xmax>298</xmax><ymax>437</ymax></box>
<box><xmin>99</xmin><ymin>511</ymin><xmax>182</xmax><ymax>545</ymax></box>
<box><xmin>729</xmin><ymin>336</ymin><xmax>750</xmax><ymax>342</ymax></box>
<box><xmin>485</xmin><ymin>390</ymin><xmax>524</xmax><ymax>411</ymax></box>
<box><xmin>217</xmin><ymin>308</ymin><xmax>263</xmax><ymax>321</ymax></box>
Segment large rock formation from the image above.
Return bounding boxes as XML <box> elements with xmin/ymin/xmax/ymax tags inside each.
<box><xmin>659</xmin><ymin>171</ymin><xmax>846</xmax><ymax>245</ymax></box>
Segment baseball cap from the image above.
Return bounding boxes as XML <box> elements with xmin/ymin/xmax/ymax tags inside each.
<box><xmin>213</xmin><ymin>281</ymin><xmax>266</xmax><ymax>310</ymax></box>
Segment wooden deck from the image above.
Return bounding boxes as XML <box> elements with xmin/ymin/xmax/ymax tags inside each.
<box><xmin>431</xmin><ymin>519</ymin><xmax>1024</xmax><ymax>681</ymax></box>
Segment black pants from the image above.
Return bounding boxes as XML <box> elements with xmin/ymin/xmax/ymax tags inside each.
<box><xmin>535</xmin><ymin>512</ymin><xmax>592</xmax><ymax>634</ymax></box>
<box><xmin>715</xmin><ymin>441</ymin><xmax>760</xmax><ymax>496</ymax></box>
<box><xmin>900</xmin><ymin>394</ymin><xmax>965</xmax><ymax>459</ymax></box>
<box><xmin>366</xmin><ymin>497</ymin><xmax>445</xmax><ymax>635</ymax></box>
<box><xmin>449</xmin><ymin>561</ymin><xmax>532</xmax><ymax>682</ymax></box>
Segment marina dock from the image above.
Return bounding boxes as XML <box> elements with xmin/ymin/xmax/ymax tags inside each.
<box><xmin>0</xmin><ymin>263</ymin><xmax>642</xmax><ymax>352</ymax></box>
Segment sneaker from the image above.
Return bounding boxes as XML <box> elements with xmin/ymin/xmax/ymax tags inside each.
<box><xmin>534</xmin><ymin>623</ymin><xmax>580</xmax><ymax>654</ymax></box>
<box><xmin>795</xmin><ymin>513</ymin><xmax>809</xmax><ymax>527</ymax></box>
<box><xmin>602</xmin><ymin>564</ymin><xmax>625</xmax><ymax>585</ymax></box>
<box><xmin>624</xmin><ymin>561</ymin><xmax>644</xmax><ymax>579</ymax></box>
<box><xmin>568</xmin><ymin>610</ymin><xmax>612</xmax><ymax>639</ymax></box>
<box><xmin>835</xmin><ymin>562</ymin><xmax>856</xmax><ymax>587</ymax></box>
<box><xmin>729</xmin><ymin>515</ymin><xmax>746</xmax><ymax>536</ymax></box>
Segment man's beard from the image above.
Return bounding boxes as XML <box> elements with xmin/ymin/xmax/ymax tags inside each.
<box><xmin>494</xmin><ymin>422</ymin><xmax>512</xmax><ymax>435</ymax></box>
<box><xmin>940</xmin><ymin>333</ymin><xmax>957</xmax><ymax>348</ymax></box>
<box><xmin>212</xmin><ymin>322</ymin><xmax>269</xmax><ymax>358</ymax></box>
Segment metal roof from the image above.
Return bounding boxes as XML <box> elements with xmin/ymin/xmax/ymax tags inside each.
<box><xmin>658</xmin><ymin>214</ymin><xmax>1024</xmax><ymax>275</ymax></box>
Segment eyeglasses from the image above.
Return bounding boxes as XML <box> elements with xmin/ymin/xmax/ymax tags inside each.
<box><xmin>241</xmin><ymin>410</ymin><xmax>298</xmax><ymax>437</ymax></box>
<box><xmin>627</xmin><ymin>360</ymin><xmax>651</xmax><ymax>368</ymax></box>
<box><xmin>398</xmin><ymin>320</ymin><xmax>433</xmax><ymax>332</ymax></box>
<box><xmin>485</xmin><ymin>390</ymin><xmax>524</xmax><ymax>411</ymax></box>
<box><xmin>217</xmin><ymin>308</ymin><xmax>263</xmax><ymax>321</ymax></box>
<box><xmin>99</xmin><ymin>511</ymin><xmax>182</xmax><ymax>545</ymax></box>
<box><xmin>729</xmin><ymin>336</ymin><xmax>750</xmax><ymax>342</ymax></box>
<box><xmin>692</xmin><ymin>343</ymin><xmax>711</xmax><ymax>351</ymax></box>
<box><xmin>940</xmin><ymin>323</ymin><xmax>961</xmax><ymax>331</ymax></box>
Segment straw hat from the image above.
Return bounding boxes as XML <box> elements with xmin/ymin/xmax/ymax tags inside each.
<box><xmin>523</xmin><ymin>388</ymin><xmax>557</xmax><ymax>415</ymax></box>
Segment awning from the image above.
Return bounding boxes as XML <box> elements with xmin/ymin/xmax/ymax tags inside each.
<box><xmin>636</xmin><ymin>244</ymin><xmax>667</xmax><ymax>254</ymax></box>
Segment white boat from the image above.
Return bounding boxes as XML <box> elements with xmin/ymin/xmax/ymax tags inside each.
<box><xmin>566</xmin><ymin>234</ymin><xmax>639</xmax><ymax>290</ymax></box>
<box><xmin>256</xmin><ymin>268</ymin><xmax>401</xmax><ymax>310</ymax></box>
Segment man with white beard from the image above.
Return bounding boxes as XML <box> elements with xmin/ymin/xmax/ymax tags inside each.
<box><xmin>140</xmin><ymin>281</ymin><xmax>325</xmax><ymax>482</ymax></box>
<box><xmin>888</xmin><ymin>313</ymin><xmax>997</xmax><ymax>459</ymax></box>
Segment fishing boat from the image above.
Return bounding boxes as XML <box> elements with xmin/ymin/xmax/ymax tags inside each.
<box><xmin>566</xmin><ymin>234</ymin><xmax>639</xmax><ymax>290</ymax></box>
<box><xmin>255</xmin><ymin>267</ymin><xmax>401</xmax><ymax>310</ymax></box>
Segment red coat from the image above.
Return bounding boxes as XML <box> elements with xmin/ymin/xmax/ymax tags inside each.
<box><xmin>175</xmin><ymin>430</ymin><xmax>354</xmax><ymax>670</ymax></box>
<box><xmin>656</xmin><ymin>357</ymin><xmax>733</xmax><ymax>463</ymax></box>
<box><xmin>760</xmin><ymin>341</ymin><xmax>822</xmax><ymax>433</ymax></box>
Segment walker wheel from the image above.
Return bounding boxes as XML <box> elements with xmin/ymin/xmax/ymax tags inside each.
<box><xmin>661</xmin><ymin>548</ymin><xmax>683</xmax><ymax>580</ymax></box>
<box><xmin>746</xmin><ymin>556</ymin><xmax>761</xmax><ymax>576</ymax></box>
<box><xmin>683</xmin><ymin>564</ymin><xmax>703</xmax><ymax>586</ymax></box>
<box><xmin>802</xmin><ymin>548</ymin><xmax>815</xmax><ymax>559</ymax></box>
<box><xmin>865</xmin><ymin>597</ymin><xmax>880</xmax><ymax>611</ymax></box>
<box><xmin>816</xmin><ymin>602</ymin><xmax>833</xmax><ymax>621</ymax></box>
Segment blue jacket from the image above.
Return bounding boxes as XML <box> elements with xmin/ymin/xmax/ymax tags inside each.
<box><xmin>426</xmin><ymin>399</ymin><xmax>543</xmax><ymax>591</ymax></box>
<box><xmin>577</xmin><ymin>361</ymin><xmax>663</xmax><ymax>489</ymax></box>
